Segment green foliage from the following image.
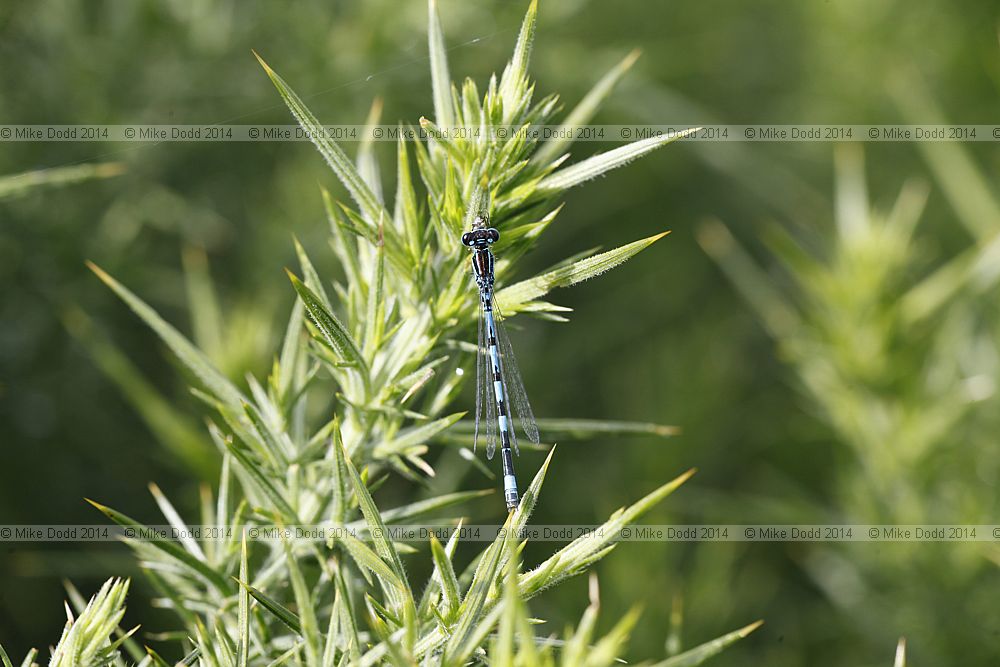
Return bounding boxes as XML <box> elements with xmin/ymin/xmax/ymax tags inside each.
<box><xmin>7</xmin><ymin>578</ymin><xmax>138</xmax><ymax>667</ymax></box>
<box><xmin>0</xmin><ymin>2</ymin><xmax>761</xmax><ymax>665</ymax></box>
<box><xmin>700</xmin><ymin>142</ymin><xmax>1000</xmax><ymax>664</ymax></box>
<box><xmin>5</xmin><ymin>1</ymin><xmax>998</xmax><ymax>664</ymax></box>
<box><xmin>701</xmin><ymin>144</ymin><xmax>993</xmax><ymax>520</ymax></box>
<box><xmin>651</xmin><ymin>620</ymin><xmax>763</xmax><ymax>667</ymax></box>
<box><xmin>0</xmin><ymin>163</ymin><xmax>124</xmax><ymax>200</ymax></box>
<box><xmin>893</xmin><ymin>639</ymin><xmax>906</xmax><ymax>667</ymax></box>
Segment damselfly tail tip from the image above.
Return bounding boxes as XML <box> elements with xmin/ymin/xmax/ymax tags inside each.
<box><xmin>505</xmin><ymin>496</ymin><xmax>519</xmax><ymax>512</ymax></box>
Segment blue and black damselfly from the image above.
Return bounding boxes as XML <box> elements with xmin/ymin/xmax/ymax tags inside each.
<box><xmin>462</xmin><ymin>213</ymin><xmax>540</xmax><ymax>511</ymax></box>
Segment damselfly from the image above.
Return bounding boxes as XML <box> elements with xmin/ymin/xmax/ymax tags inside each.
<box><xmin>462</xmin><ymin>213</ymin><xmax>540</xmax><ymax>511</ymax></box>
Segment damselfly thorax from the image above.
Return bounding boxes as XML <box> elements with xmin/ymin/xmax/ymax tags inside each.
<box><xmin>462</xmin><ymin>222</ymin><xmax>499</xmax><ymax>289</ymax></box>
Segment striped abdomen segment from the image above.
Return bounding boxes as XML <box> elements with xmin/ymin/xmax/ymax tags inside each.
<box><xmin>482</xmin><ymin>292</ymin><xmax>518</xmax><ymax>510</ymax></box>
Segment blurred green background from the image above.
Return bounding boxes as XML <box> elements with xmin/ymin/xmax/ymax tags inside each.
<box><xmin>3</xmin><ymin>0</ymin><xmax>1000</xmax><ymax>664</ymax></box>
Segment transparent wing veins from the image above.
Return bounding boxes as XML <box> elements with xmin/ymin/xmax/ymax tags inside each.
<box><xmin>492</xmin><ymin>296</ymin><xmax>540</xmax><ymax>447</ymax></box>
<box><xmin>475</xmin><ymin>298</ymin><xmax>499</xmax><ymax>459</ymax></box>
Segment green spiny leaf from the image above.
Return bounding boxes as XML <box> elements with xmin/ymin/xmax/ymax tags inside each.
<box><xmin>0</xmin><ymin>643</ymin><xmax>13</xmax><ymax>667</ymax></box>
<box><xmin>181</xmin><ymin>245</ymin><xmax>224</xmax><ymax>360</ymax></box>
<box><xmin>86</xmin><ymin>500</ymin><xmax>230</xmax><ymax>593</ymax></box>
<box><xmin>329</xmin><ymin>416</ymin><xmax>350</xmax><ymax>528</ymax></box>
<box><xmin>497</xmin><ymin>232</ymin><xmax>670</xmax><ymax>314</ymax></box>
<box><xmin>464</xmin><ymin>176</ymin><xmax>490</xmax><ymax>231</ymax></box>
<box><xmin>325</xmin><ymin>566</ymin><xmax>361</xmax><ymax>664</ymax></box>
<box><xmin>148</xmin><ymin>482</ymin><xmax>206</xmax><ymax>561</ymax></box>
<box><xmin>223</xmin><ymin>434</ymin><xmax>300</xmax><ymax>522</ymax></box>
<box><xmin>650</xmin><ymin>620</ymin><xmax>763</xmax><ymax>667</ymax></box>
<box><xmin>363</xmin><ymin>240</ymin><xmax>386</xmax><ymax>358</ymax></box>
<box><xmin>534</xmin><ymin>128</ymin><xmax>697</xmax><ymax>195</ymax></box>
<box><xmin>533</xmin><ymin>49</ymin><xmax>641</xmax><ymax>166</ymax></box>
<box><xmin>142</xmin><ymin>567</ymin><xmax>198</xmax><ymax>628</ymax></box>
<box><xmin>340</xmin><ymin>440</ymin><xmax>415</xmax><ymax>609</ymax></box>
<box><xmin>62</xmin><ymin>306</ymin><xmax>216</xmax><ymax>480</ymax></box>
<box><xmin>696</xmin><ymin>219</ymin><xmax>801</xmax><ymax>338</ymax></box>
<box><xmin>430</xmin><ymin>535</ymin><xmax>461</xmax><ymax>619</ymax></box>
<box><xmin>445</xmin><ymin>514</ymin><xmax>509</xmax><ymax>658</ymax></box>
<box><xmin>16</xmin><ymin>649</ymin><xmax>36</xmax><ymax>667</ymax></box>
<box><xmin>536</xmin><ymin>418</ymin><xmax>679</xmax><ymax>438</ymax></box>
<box><xmin>282</xmin><ymin>536</ymin><xmax>322</xmax><ymax>664</ymax></box>
<box><xmin>521</xmin><ymin>468</ymin><xmax>695</xmax><ymax>596</ymax></box>
<box><xmin>238</xmin><ymin>534</ymin><xmax>249</xmax><ymax>667</ymax></box>
<box><xmin>241</xmin><ymin>399</ymin><xmax>288</xmax><ymax>468</ymax></box>
<box><xmin>358</xmin><ymin>97</ymin><xmax>385</xmax><ymax>204</ymax></box>
<box><xmin>287</xmin><ymin>270</ymin><xmax>371</xmax><ymax>393</ymax></box>
<box><xmin>293</xmin><ymin>236</ymin><xmax>335</xmax><ymax>313</ymax></box>
<box><xmin>491</xmin><ymin>530</ymin><xmax>523</xmax><ymax>665</ymax></box>
<box><xmin>373</xmin><ymin>412</ymin><xmax>465</xmax><ymax>458</ymax></box>
<box><xmin>589</xmin><ymin>606</ymin><xmax>643</xmax><ymax>666</ymax></box>
<box><xmin>265</xmin><ymin>644</ymin><xmax>301</xmax><ymax>667</ymax></box>
<box><xmin>88</xmin><ymin>262</ymin><xmax>246</xmax><ymax>412</ymax></box>
<box><xmin>419</xmin><ymin>116</ymin><xmax>466</xmax><ymax>167</ymax></box>
<box><xmin>48</xmin><ymin>578</ymin><xmax>131</xmax><ymax>667</ymax></box>
<box><xmin>371</xmin><ymin>489</ymin><xmax>492</xmax><ymax>524</ymax></box>
<box><xmin>322</xmin><ymin>186</ymin><xmax>364</xmax><ymax>287</ymax></box>
<box><xmin>235</xmin><ymin>578</ymin><xmax>302</xmax><ymax>634</ymax></box>
<box><xmin>338</xmin><ymin>532</ymin><xmax>409</xmax><ymax>608</ymax></box>
<box><xmin>894</xmin><ymin>638</ymin><xmax>907</xmax><ymax>667</ymax></box>
<box><xmin>394</xmin><ymin>136</ymin><xmax>423</xmax><ymax>265</ymax></box>
<box><xmin>561</xmin><ymin>583</ymin><xmax>600</xmax><ymax>664</ymax></box>
<box><xmin>275</xmin><ymin>294</ymin><xmax>305</xmax><ymax>402</ymax></box>
<box><xmin>0</xmin><ymin>162</ymin><xmax>123</xmax><ymax>200</ymax></box>
<box><xmin>498</xmin><ymin>0</ymin><xmax>538</xmax><ymax>122</ymax></box>
<box><xmin>145</xmin><ymin>646</ymin><xmax>173</xmax><ymax>667</ymax></box>
<box><xmin>509</xmin><ymin>445</ymin><xmax>556</xmax><ymax>531</ymax></box>
<box><xmin>445</xmin><ymin>604</ymin><xmax>503</xmax><ymax>667</ymax></box>
<box><xmin>254</xmin><ymin>52</ymin><xmax>388</xmax><ymax>229</ymax></box>
<box><xmin>412</xmin><ymin>131</ymin><xmax>443</xmax><ymax>201</ymax></box>
<box><xmin>428</xmin><ymin>0</ymin><xmax>455</xmax><ymax>129</ymax></box>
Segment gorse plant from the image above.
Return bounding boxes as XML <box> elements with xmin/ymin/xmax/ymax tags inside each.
<box><xmin>0</xmin><ymin>162</ymin><xmax>123</xmax><ymax>201</ymax></box>
<box><xmin>0</xmin><ymin>579</ymin><xmax>135</xmax><ymax>667</ymax></box>
<box><xmin>699</xmin><ymin>144</ymin><xmax>993</xmax><ymax>665</ymax></box>
<box><xmin>2</xmin><ymin>1</ymin><xmax>761</xmax><ymax>665</ymax></box>
<box><xmin>700</xmin><ymin>144</ymin><xmax>995</xmax><ymax>522</ymax></box>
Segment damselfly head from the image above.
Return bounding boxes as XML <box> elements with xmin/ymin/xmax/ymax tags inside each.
<box><xmin>461</xmin><ymin>225</ymin><xmax>500</xmax><ymax>249</ymax></box>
